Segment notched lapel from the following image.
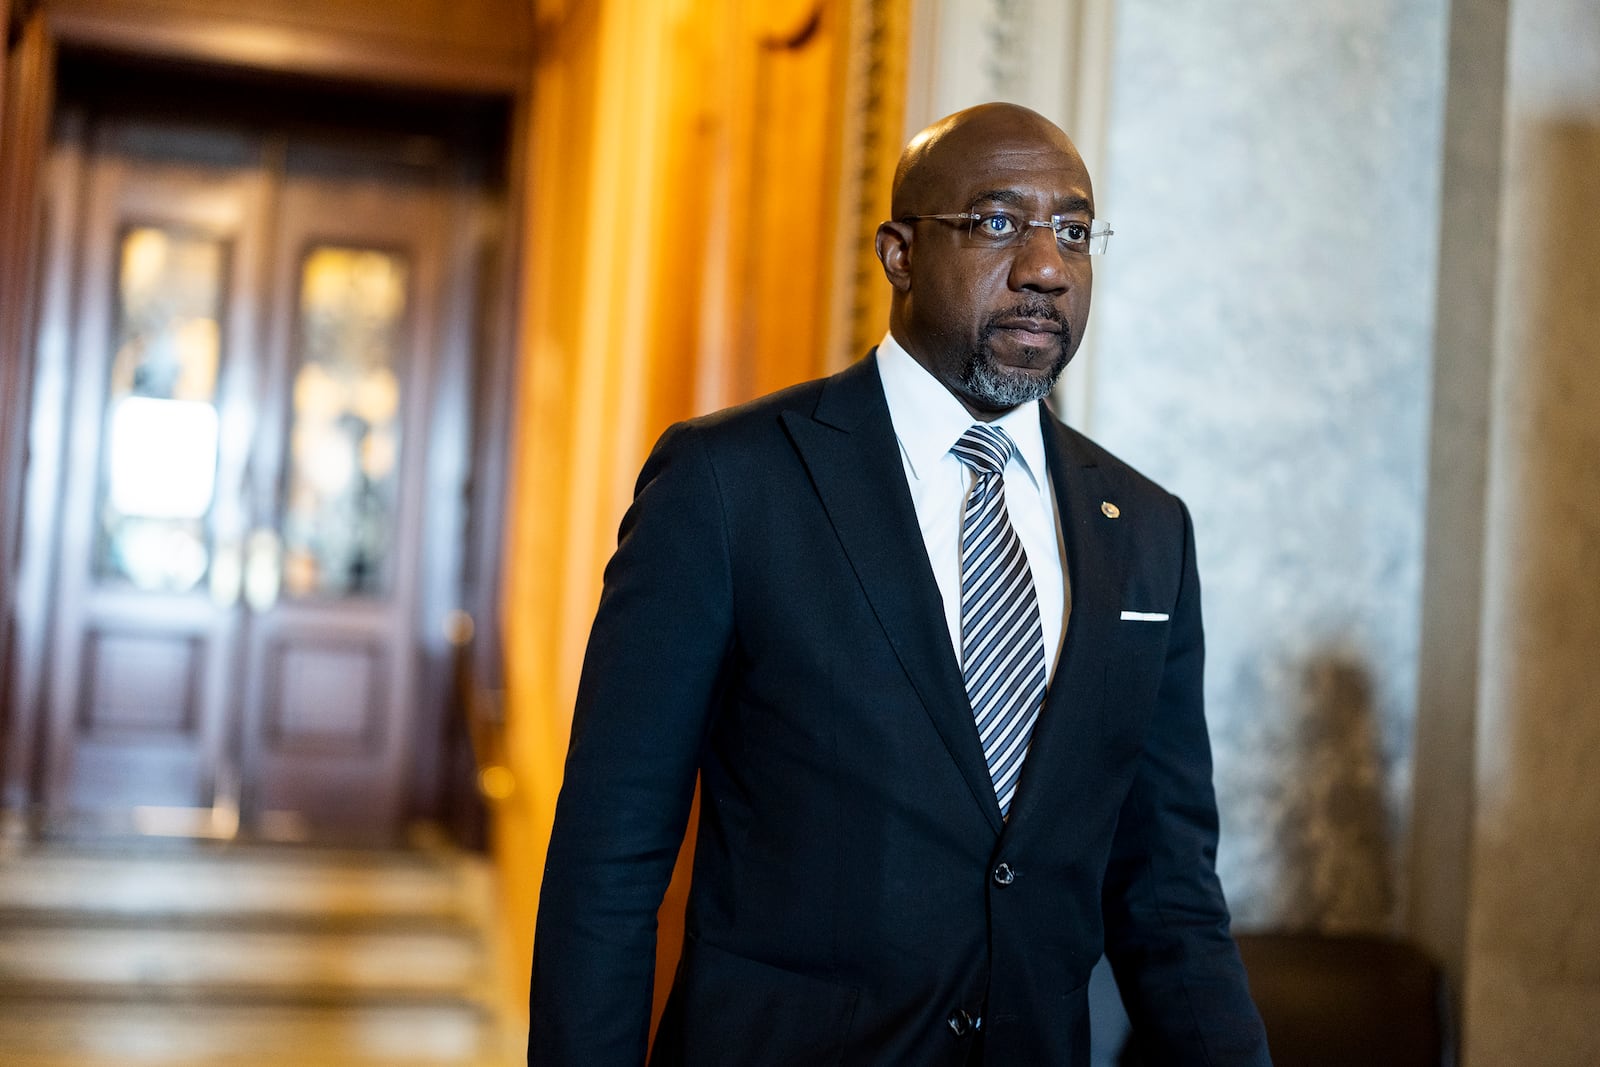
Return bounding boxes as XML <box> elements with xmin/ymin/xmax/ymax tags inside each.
<box><xmin>780</xmin><ymin>356</ymin><xmax>1004</xmax><ymax>834</ymax></box>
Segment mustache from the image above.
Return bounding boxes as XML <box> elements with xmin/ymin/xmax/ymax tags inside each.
<box><xmin>980</xmin><ymin>301</ymin><xmax>1071</xmax><ymax>347</ymax></box>
<box><xmin>982</xmin><ymin>301</ymin><xmax>1067</xmax><ymax>329</ymax></box>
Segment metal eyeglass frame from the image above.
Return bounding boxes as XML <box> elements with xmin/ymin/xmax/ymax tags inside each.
<box><xmin>898</xmin><ymin>211</ymin><xmax>1114</xmax><ymax>255</ymax></box>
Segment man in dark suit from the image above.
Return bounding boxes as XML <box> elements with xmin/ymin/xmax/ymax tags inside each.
<box><xmin>530</xmin><ymin>103</ymin><xmax>1270</xmax><ymax>1066</ymax></box>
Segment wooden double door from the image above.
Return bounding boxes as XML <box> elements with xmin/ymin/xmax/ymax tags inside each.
<box><xmin>11</xmin><ymin>103</ymin><xmax>493</xmax><ymax>843</ymax></box>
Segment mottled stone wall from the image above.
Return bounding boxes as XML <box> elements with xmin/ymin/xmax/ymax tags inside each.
<box><xmin>1086</xmin><ymin>1</ymin><xmax>1449</xmax><ymax>931</ymax></box>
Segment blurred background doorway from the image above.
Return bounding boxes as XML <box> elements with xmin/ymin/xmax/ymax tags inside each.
<box><xmin>2</xmin><ymin>5</ymin><xmax>530</xmax><ymax>849</ymax></box>
<box><xmin>31</xmin><ymin>67</ymin><xmax>490</xmax><ymax>843</ymax></box>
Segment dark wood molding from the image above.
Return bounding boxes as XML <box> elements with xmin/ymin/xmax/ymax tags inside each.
<box><xmin>8</xmin><ymin>0</ymin><xmax>44</xmax><ymax>44</ymax></box>
<box><xmin>469</xmin><ymin>86</ymin><xmax>530</xmax><ymax>717</ymax></box>
<box><xmin>0</xmin><ymin>0</ymin><xmax>13</xmax><ymax>811</ymax></box>
<box><xmin>428</xmin><ymin>85</ymin><xmax>530</xmax><ymax>849</ymax></box>
<box><xmin>0</xmin><ymin>5</ymin><xmax>55</xmax><ymax>814</ymax></box>
<box><xmin>47</xmin><ymin>0</ymin><xmax>532</xmax><ymax>95</ymax></box>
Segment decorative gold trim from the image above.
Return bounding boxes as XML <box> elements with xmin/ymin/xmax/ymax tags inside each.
<box><xmin>825</xmin><ymin>0</ymin><xmax>910</xmax><ymax>370</ymax></box>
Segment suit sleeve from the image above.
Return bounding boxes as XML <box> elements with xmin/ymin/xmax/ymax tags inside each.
<box><xmin>528</xmin><ymin>422</ymin><xmax>734</xmax><ymax>1066</ymax></box>
<box><xmin>1101</xmin><ymin>497</ymin><xmax>1272</xmax><ymax>1065</ymax></box>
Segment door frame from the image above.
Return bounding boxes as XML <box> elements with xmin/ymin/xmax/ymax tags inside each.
<box><xmin>1</xmin><ymin>0</ymin><xmax>56</xmax><ymax>822</ymax></box>
<box><xmin>0</xmin><ymin>3</ymin><xmax>530</xmax><ymax>841</ymax></box>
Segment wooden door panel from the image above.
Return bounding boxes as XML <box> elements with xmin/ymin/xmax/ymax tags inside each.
<box><xmin>67</xmin><ymin>627</ymin><xmax>208</xmax><ymax>810</ymax></box>
<box><xmin>253</xmin><ymin>630</ymin><xmax>397</xmax><ymax>836</ymax></box>
<box><xmin>267</xmin><ymin>638</ymin><xmax>386</xmax><ymax>750</ymax></box>
<box><xmin>237</xmin><ymin>143</ymin><xmax>449</xmax><ymax>842</ymax></box>
<box><xmin>78</xmin><ymin>629</ymin><xmax>204</xmax><ymax>734</ymax></box>
<box><xmin>41</xmin><ymin>122</ymin><xmax>266</xmax><ymax>825</ymax></box>
<box><xmin>23</xmin><ymin>102</ymin><xmax>483</xmax><ymax>843</ymax></box>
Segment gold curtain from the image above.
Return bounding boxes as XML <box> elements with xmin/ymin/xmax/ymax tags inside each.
<box><xmin>494</xmin><ymin>0</ymin><xmax>907</xmax><ymax>1028</ymax></box>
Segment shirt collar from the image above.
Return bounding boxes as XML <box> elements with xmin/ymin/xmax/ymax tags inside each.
<box><xmin>876</xmin><ymin>331</ymin><xmax>1049</xmax><ymax>491</ymax></box>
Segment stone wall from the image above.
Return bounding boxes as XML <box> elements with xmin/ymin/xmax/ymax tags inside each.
<box><xmin>1089</xmin><ymin>0</ymin><xmax>1449</xmax><ymax>932</ymax></box>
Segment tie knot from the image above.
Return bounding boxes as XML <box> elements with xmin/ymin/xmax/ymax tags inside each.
<box><xmin>952</xmin><ymin>424</ymin><xmax>1016</xmax><ymax>477</ymax></box>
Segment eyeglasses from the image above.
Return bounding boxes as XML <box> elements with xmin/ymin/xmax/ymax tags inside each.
<box><xmin>898</xmin><ymin>211</ymin><xmax>1114</xmax><ymax>255</ymax></box>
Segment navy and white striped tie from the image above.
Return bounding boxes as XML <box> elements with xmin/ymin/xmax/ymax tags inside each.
<box><xmin>952</xmin><ymin>424</ymin><xmax>1047</xmax><ymax>818</ymax></box>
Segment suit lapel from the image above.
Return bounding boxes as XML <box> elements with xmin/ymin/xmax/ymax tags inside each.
<box><xmin>1003</xmin><ymin>408</ymin><xmax>1123</xmax><ymax>835</ymax></box>
<box><xmin>781</xmin><ymin>354</ymin><xmax>1005</xmax><ymax>835</ymax></box>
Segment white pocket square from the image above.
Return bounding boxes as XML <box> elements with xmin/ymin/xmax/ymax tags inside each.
<box><xmin>1120</xmin><ymin>610</ymin><xmax>1169</xmax><ymax>622</ymax></box>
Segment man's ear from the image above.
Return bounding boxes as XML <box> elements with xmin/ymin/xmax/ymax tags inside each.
<box><xmin>874</xmin><ymin>221</ymin><xmax>913</xmax><ymax>292</ymax></box>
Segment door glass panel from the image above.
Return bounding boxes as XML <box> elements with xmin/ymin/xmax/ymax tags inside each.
<box><xmin>280</xmin><ymin>246</ymin><xmax>409</xmax><ymax>599</ymax></box>
<box><xmin>96</xmin><ymin>225</ymin><xmax>225</xmax><ymax>592</ymax></box>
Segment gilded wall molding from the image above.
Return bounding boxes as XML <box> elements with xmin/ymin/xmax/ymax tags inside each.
<box><xmin>826</xmin><ymin>0</ymin><xmax>911</xmax><ymax>369</ymax></box>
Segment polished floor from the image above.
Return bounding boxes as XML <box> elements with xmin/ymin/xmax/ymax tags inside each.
<box><xmin>0</xmin><ymin>838</ymin><xmax>521</xmax><ymax>1066</ymax></box>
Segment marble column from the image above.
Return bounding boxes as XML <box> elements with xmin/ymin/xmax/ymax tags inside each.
<box><xmin>1460</xmin><ymin>0</ymin><xmax>1600</xmax><ymax>1060</ymax></box>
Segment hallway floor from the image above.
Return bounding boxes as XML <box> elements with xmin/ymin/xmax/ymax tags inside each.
<box><xmin>0</xmin><ymin>838</ymin><xmax>521</xmax><ymax>1066</ymax></box>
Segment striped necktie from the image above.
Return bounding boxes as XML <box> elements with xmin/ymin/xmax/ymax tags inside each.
<box><xmin>952</xmin><ymin>424</ymin><xmax>1047</xmax><ymax>817</ymax></box>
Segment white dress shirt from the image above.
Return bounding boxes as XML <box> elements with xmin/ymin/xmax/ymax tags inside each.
<box><xmin>875</xmin><ymin>332</ymin><xmax>1070</xmax><ymax>681</ymax></box>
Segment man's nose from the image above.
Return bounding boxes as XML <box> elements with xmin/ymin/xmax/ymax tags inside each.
<box><xmin>1008</xmin><ymin>226</ymin><xmax>1070</xmax><ymax>292</ymax></box>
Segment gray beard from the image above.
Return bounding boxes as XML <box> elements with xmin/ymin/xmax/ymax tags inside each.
<box><xmin>960</xmin><ymin>330</ymin><xmax>1072</xmax><ymax>408</ymax></box>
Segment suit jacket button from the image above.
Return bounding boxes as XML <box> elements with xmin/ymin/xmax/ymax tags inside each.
<box><xmin>946</xmin><ymin>1009</ymin><xmax>972</xmax><ymax>1037</ymax></box>
<box><xmin>992</xmin><ymin>862</ymin><xmax>1015</xmax><ymax>886</ymax></box>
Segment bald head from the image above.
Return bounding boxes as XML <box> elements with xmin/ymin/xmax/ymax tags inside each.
<box><xmin>891</xmin><ymin>103</ymin><xmax>1090</xmax><ymax>220</ymax></box>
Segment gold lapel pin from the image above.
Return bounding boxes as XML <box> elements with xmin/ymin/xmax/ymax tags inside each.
<box><xmin>1101</xmin><ymin>501</ymin><xmax>1120</xmax><ymax>519</ymax></box>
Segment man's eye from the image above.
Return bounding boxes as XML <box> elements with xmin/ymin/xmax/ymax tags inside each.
<box><xmin>974</xmin><ymin>213</ymin><xmax>1019</xmax><ymax>238</ymax></box>
<box><xmin>1058</xmin><ymin>221</ymin><xmax>1091</xmax><ymax>243</ymax></box>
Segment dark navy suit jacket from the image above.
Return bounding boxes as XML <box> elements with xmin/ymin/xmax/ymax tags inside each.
<box><xmin>529</xmin><ymin>353</ymin><xmax>1270</xmax><ymax>1066</ymax></box>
